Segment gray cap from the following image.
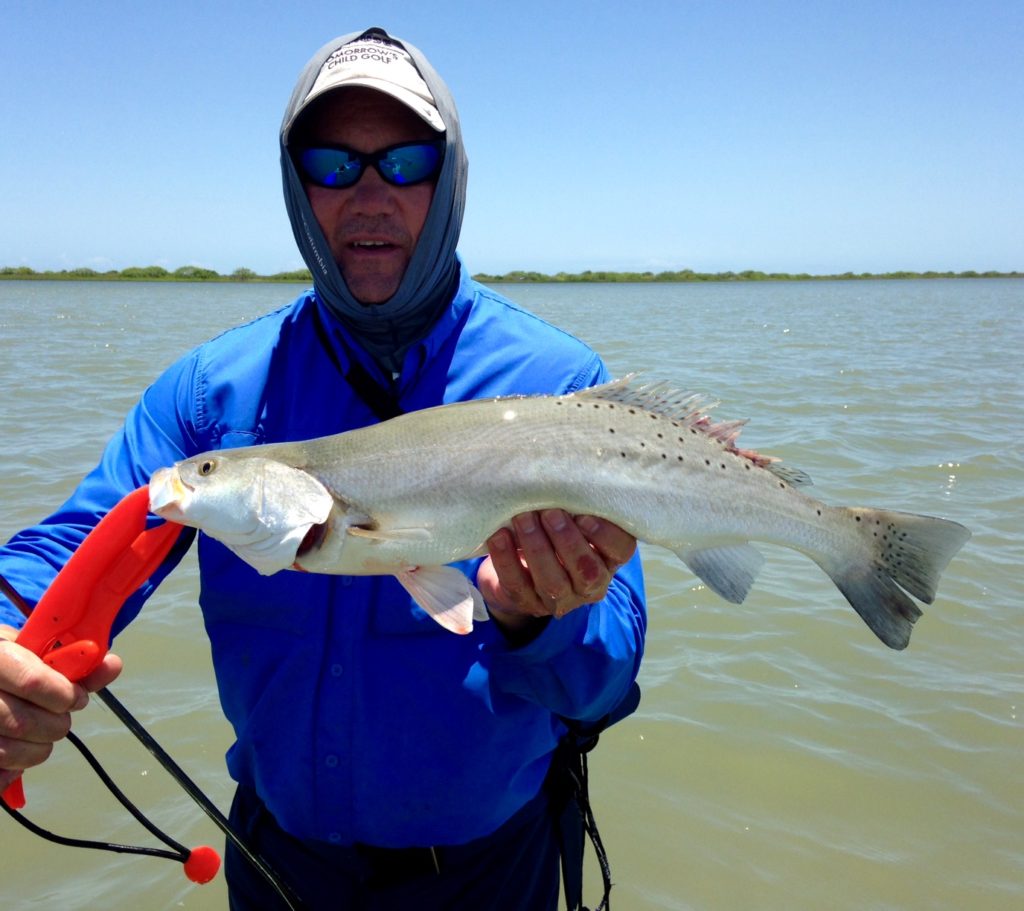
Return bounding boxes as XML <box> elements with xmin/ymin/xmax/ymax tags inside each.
<box><xmin>295</xmin><ymin>34</ymin><xmax>444</xmax><ymax>132</ymax></box>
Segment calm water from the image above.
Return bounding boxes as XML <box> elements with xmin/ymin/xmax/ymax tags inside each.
<box><xmin>0</xmin><ymin>278</ymin><xmax>1021</xmax><ymax>910</ymax></box>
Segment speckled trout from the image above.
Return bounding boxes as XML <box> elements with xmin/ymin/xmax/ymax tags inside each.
<box><xmin>148</xmin><ymin>376</ymin><xmax>970</xmax><ymax>647</ymax></box>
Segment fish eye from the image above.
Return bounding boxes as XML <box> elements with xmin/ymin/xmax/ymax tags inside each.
<box><xmin>198</xmin><ymin>459</ymin><xmax>217</xmax><ymax>476</ymax></box>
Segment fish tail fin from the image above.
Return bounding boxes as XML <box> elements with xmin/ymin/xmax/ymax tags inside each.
<box><xmin>814</xmin><ymin>509</ymin><xmax>971</xmax><ymax>650</ymax></box>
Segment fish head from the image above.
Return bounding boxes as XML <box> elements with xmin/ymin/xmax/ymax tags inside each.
<box><xmin>149</xmin><ymin>454</ymin><xmax>335</xmax><ymax>575</ymax></box>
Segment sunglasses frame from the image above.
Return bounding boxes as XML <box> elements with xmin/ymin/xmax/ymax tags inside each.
<box><xmin>293</xmin><ymin>139</ymin><xmax>445</xmax><ymax>189</ymax></box>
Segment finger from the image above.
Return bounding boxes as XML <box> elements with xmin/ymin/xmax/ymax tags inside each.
<box><xmin>575</xmin><ymin>516</ymin><xmax>638</xmax><ymax>571</ymax></box>
<box><xmin>0</xmin><ymin>768</ymin><xmax>21</xmax><ymax>790</ymax></box>
<box><xmin>0</xmin><ymin>640</ymin><xmax>81</xmax><ymax>715</ymax></box>
<box><xmin>0</xmin><ymin>692</ymin><xmax>72</xmax><ymax>748</ymax></box>
<box><xmin>512</xmin><ymin>512</ymin><xmax>575</xmax><ymax>615</ymax></box>
<box><xmin>0</xmin><ymin>731</ymin><xmax>57</xmax><ymax>773</ymax></box>
<box><xmin>485</xmin><ymin>527</ymin><xmax>545</xmax><ymax>616</ymax></box>
<box><xmin>80</xmin><ymin>652</ymin><xmax>123</xmax><ymax>694</ymax></box>
<box><xmin>540</xmin><ymin>510</ymin><xmax>609</xmax><ymax>600</ymax></box>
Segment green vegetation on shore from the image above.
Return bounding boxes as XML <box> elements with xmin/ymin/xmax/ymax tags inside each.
<box><xmin>0</xmin><ymin>265</ymin><xmax>314</xmax><ymax>282</ymax></box>
<box><xmin>1</xmin><ymin>264</ymin><xmax>1020</xmax><ymax>284</ymax></box>
<box><xmin>473</xmin><ymin>268</ymin><xmax>1023</xmax><ymax>283</ymax></box>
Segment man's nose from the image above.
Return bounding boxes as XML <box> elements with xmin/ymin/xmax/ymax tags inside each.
<box><xmin>348</xmin><ymin>166</ymin><xmax>396</xmax><ymax>215</ymax></box>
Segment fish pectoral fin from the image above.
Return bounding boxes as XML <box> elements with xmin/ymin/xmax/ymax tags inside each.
<box><xmin>346</xmin><ymin>524</ymin><xmax>433</xmax><ymax>542</ymax></box>
<box><xmin>677</xmin><ymin>543</ymin><xmax>765</xmax><ymax>604</ymax></box>
<box><xmin>396</xmin><ymin>566</ymin><xmax>483</xmax><ymax>635</ymax></box>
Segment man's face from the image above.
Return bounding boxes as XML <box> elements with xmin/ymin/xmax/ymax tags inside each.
<box><xmin>294</xmin><ymin>88</ymin><xmax>438</xmax><ymax>304</ymax></box>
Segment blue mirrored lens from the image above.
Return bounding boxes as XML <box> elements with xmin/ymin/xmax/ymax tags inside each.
<box><xmin>377</xmin><ymin>144</ymin><xmax>442</xmax><ymax>186</ymax></box>
<box><xmin>297</xmin><ymin>142</ymin><xmax>443</xmax><ymax>189</ymax></box>
<box><xmin>300</xmin><ymin>148</ymin><xmax>362</xmax><ymax>188</ymax></box>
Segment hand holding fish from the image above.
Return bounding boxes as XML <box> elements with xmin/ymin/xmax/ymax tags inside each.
<box><xmin>0</xmin><ymin>626</ymin><xmax>123</xmax><ymax>791</ymax></box>
<box><xmin>480</xmin><ymin>510</ymin><xmax>638</xmax><ymax>637</ymax></box>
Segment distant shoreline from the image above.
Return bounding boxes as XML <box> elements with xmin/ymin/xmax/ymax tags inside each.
<box><xmin>1</xmin><ymin>265</ymin><xmax>1021</xmax><ymax>284</ymax></box>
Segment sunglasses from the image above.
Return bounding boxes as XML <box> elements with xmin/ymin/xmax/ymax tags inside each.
<box><xmin>295</xmin><ymin>140</ymin><xmax>444</xmax><ymax>189</ymax></box>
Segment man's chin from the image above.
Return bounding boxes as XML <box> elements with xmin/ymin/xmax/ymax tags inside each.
<box><xmin>338</xmin><ymin>264</ymin><xmax>404</xmax><ymax>305</ymax></box>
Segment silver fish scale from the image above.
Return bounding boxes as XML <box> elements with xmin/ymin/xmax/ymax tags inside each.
<box><xmin>285</xmin><ymin>383</ymin><xmax>825</xmax><ymax>568</ymax></box>
<box><xmin>156</xmin><ymin>376</ymin><xmax>971</xmax><ymax>649</ymax></box>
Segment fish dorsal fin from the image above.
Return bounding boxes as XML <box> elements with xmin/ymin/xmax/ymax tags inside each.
<box><xmin>764</xmin><ymin>463</ymin><xmax>813</xmax><ymax>487</ymax></box>
<box><xmin>572</xmin><ymin>375</ymin><xmax>715</xmax><ymax>424</ymax></box>
<box><xmin>572</xmin><ymin>376</ymin><xmax>812</xmax><ymax>485</ymax></box>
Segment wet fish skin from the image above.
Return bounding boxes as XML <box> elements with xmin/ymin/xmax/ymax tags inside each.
<box><xmin>149</xmin><ymin>377</ymin><xmax>971</xmax><ymax>647</ymax></box>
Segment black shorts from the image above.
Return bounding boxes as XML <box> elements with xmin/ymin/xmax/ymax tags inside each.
<box><xmin>224</xmin><ymin>783</ymin><xmax>560</xmax><ymax>911</ymax></box>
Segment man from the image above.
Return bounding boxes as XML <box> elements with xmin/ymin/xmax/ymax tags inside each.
<box><xmin>0</xmin><ymin>27</ymin><xmax>646</xmax><ymax>910</ymax></box>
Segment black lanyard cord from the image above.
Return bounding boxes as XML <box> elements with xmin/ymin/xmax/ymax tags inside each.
<box><xmin>1</xmin><ymin>727</ymin><xmax>190</xmax><ymax>863</ymax></box>
<box><xmin>0</xmin><ymin>687</ymin><xmax>305</xmax><ymax>910</ymax></box>
<box><xmin>94</xmin><ymin>687</ymin><xmax>305</xmax><ymax>910</ymax></box>
<box><xmin>0</xmin><ymin>570</ymin><xmax>306</xmax><ymax>910</ymax></box>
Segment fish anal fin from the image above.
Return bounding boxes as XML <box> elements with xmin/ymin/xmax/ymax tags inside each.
<box><xmin>396</xmin><ymin>565</ymin><xmax>482</xmax><ymax>635</ymax></box>
<box><xmin>677</xmin><ymin>543</ymin><xmax>765</xmax><ymax>604</ymax></box>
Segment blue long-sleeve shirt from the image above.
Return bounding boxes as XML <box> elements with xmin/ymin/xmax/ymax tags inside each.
<box><xmin>0</xmin><ymin>269</ymin><xmax>646</xmax><ymax>847</ymax></box>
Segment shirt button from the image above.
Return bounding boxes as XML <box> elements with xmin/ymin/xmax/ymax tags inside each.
<box><xmin>328</xmin><ymin>832</ymin><xmax>342</xmax><ymax>844</ymax></box>
<box><xmin>341</xmin><ymin>576</ymin><xmax>353</xmax><ymax>587</ymax></box>
<box><xmin>325</xmin><ymin>754</ymin><xmax>338</xmax><ymax>768</ymax></box>
<box><xmin>330</xmin><ymin>663</ymin><xmax>343</xmax><ymax>677</ymax></box>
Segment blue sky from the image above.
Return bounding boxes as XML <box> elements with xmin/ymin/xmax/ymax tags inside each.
<box><xmin>2</xmin><ymin>1</ymin><xmax>1021</xmax><ymax>275</ymax></box>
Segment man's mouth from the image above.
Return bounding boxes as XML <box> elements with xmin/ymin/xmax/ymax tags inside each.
<box><xmin>346</xmin><ymin>238</ymin><xmax>402</xmax><ymax>254</ymax></box>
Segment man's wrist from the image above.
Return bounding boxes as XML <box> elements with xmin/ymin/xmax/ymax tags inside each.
<box><xmin>486</xmin><ymin>605</ymin><xmax>550</xmax><ymax>648</ymax></box>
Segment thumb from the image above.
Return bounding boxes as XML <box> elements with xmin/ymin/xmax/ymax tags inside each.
<box><xmin>79</xmin><ymin>652</ymin><xmax>124</xmax><ymax>694</ymax></box>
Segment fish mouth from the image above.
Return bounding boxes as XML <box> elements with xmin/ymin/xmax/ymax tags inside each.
<box><xmin>149</xmin><ymin>466</ymin><xmax>193</xmax><ymax>519</ymax></box>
